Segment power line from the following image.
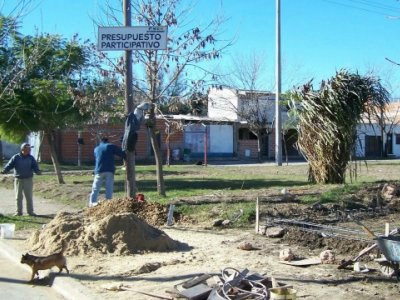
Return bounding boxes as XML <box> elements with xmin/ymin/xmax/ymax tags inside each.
<box><xmin>320</xmin><ymin>0</ymin><xmax>400</xmax><ymax>17</ymax></box>
<box><xmin>349</xmin><ymin>0</ymin><xmax>400</xmax><ymax>12</ymax></box>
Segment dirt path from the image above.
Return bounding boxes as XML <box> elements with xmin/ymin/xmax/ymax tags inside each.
<box><xmin>6</xmin><ymin>224</ymin><xmax>400</xmax><ymax>300</ymax></box>
<box><xmin>0</xmin><ymin>187</ymin><xmax>79</xmax><ymax>216</ymax></box>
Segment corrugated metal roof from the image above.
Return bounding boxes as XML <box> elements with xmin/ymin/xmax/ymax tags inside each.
<box><xmin>156</xmin><ymin>114</ymin><xmax>237</xmax><ymax>123</ymax></box>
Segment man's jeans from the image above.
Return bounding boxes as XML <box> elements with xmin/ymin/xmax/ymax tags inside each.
<box><xmin>89</xmin><ymin>172</ymin><xmax>114</xmax><ymax>206</ymax></box>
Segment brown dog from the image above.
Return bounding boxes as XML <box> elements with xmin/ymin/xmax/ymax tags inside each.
<box><xmin>21</xmin><ymin>241</ymin><xmax>69</xmax><ymax>282</ymax></box>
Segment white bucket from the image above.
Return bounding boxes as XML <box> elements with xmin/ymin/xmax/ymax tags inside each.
<box><xmin>270</xmin><ymin>288</ymin><xmax>297</xmax><ymax>300</ymax></box>
<box><xmin>0</xmin><ymin>223</ymin><xmax>15</xmax><ymax>239</ymax></box>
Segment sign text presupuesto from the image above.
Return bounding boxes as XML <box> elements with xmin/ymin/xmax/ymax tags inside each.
<box><xmin>98</xmin><ymin>26</ymin><xmax>168</xmax><ymax>51</ymax></box>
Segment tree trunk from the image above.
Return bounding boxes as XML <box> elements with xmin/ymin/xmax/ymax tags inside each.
<box><xmin>149</xmin><ymin>127</ymin><xmax>166</xmax><ymax>196</ymax></box>
<box><xmin>125</xmin><ymin>151</ymin><xmax>136</xmax><ymax>198</ymax></box>
<box><xmin>0</xmin><ymin>137</ymin><xmax>3</xmax><ymax>168</ymax></box>
<box><xmin>283</xmin><ymin>134</ymin><xmax>289</xmax><ymax>166</ymax></box>
<box><xmin>308</xmin><ymin>163</ymin><xmax>346</xmax><ymax>184</ymax></box>
<box><xmin>256</xmin><ymin>134</ymin><xmax>262</xmax><ymax>162</ymax></box>
<box><xmin>46</xmin><ymin>130</ymin><xmax>65</xmax><ymax>184</ymax></box>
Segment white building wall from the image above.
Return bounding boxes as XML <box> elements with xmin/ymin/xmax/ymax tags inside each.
<box><xmin>208</xmin><ymin>87</ymin><xmax>239</xmax><ymax>121</ymax></box>
<box><xmin>209</xmin><ymin>125</ymin><xmax>233</xmax><ymax>154</ymax></box>
<box><xmin>356</xmin><ymin>123</ymin><xmax>400</xmax><ymax>158</ymax></box>
<box><xmin>208</xmin><ymin>87</ymin><xmax>289</xmax><ymax>126</ymax></box>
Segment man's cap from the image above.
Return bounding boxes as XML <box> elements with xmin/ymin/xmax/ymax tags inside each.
<box><xmin>20</xmin><ymin>142</ymin><xmax>33</xmax><ymax>149</ymax></box>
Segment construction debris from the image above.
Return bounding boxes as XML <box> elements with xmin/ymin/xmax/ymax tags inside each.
<box><xmin>279</xmin><ymin>248</ymin><xmax>295</xmax><ymax>262</ymax></box>
<box><xmin>338</xmin><ymin>228</ymin><xmax>399</xmax><ymax>269</ymax></box>
<box><xmin>353</xmin><ymin>262</ymin><xmax>370</xmax><ymax>273</ymax></box>
<box><xmin>320</xmin><ymin>250</ymin><xmax>336</xmax><ymax>264</ymax></box>
<box><xmin>166</xmin><ymin>268</ymin><xmax>281</xmax><ymax>300</ymax></box>
<box><xmin>265</xmin><ymin>227</ymin><xmax>285</xmax><ymax>238</ymax></box>
<box><xmin>237</xmin><ymin>241</ymin><xmax>256</xmax><ymax>251</ymax></box>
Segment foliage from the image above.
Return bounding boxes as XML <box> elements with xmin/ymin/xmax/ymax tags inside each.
<box><xmin>71</xmin><ymin>77</ymin><xmax>125</xmax><ymax>126</ymax></box>
<box><xmin>0</xmin><ymin>15</ymin><xmax>24</xmax><ymax>106</ymax></box>
<box><xmin>0</xmin><ymin>33</ymin><xmax>93</xmax><ymax>142</ymax></box>
<box><xmin>290</xmin><ymin>70</ymin><xmax>389</xmax><ymax>184</ymax></box>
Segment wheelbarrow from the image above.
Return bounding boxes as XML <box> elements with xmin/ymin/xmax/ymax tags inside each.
<box><xmin>375</xmin><ymin>236</ymin><xmax>400</xmax><ymax>280</ymax></box>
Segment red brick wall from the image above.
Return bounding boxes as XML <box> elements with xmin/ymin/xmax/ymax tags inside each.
<box><xmin>39</xmin><ymin>120</ymin><xmax>275</xmax><ymax>163</ymax></box>
<box><xmin>40</xmin><ymin>124</ymin><xmax>147</xmax><ymax>163</ymax></box>
<box><xmin>39</xmin><ymin>119</ymin><xmax>185</xmax><ymax>164</ymax></box>
<box><xmin>238</xmin><ymin>140</ymin><xmax>259</xmax><ymax>159</ymax></box>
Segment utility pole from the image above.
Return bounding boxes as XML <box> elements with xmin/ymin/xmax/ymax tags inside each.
<box><xmin>123</xmin><ymin>0</ymin><xmax>136</xmax><ymax>197</ymax></box>
<box><xmin>275</xmin><ymin>0</ymin><xmax>282</xmax><ymax>166</ymax></box>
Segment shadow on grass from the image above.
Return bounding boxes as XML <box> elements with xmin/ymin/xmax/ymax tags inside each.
<box><xmin>114</xmin><ymin>178</ymin><xmax>307</xmax><ymax>193</ymax></box>
<box><xmin>0</xmin><ymin>215</ymin><xmax>51</xmax><ymax>230</ymax></box>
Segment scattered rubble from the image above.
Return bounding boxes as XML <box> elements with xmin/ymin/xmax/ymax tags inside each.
<box><xmin>320</xmin><ymin>249</ymin><xmax>336</xmax><ymax>264</ymax></box>
<box><xmin>279</xmin><ymin>248</ymin><xmax>295</xmax><ymax>262</ymax></box>
<box><xmin>237</xmin><ymin>241</ymin><xmax>256</xmax><ymax>251</ymax></box>
<box><xmin>167</xmin><ymin>268</ymin><xmax>278</xmax><ymax>300</ymax></box>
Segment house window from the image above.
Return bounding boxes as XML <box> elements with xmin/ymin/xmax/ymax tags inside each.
<box><xmin>239</xmin><ymin>128</ymin><xmax>257</xmax><ymax>140</ymax></box>
<box><xmin>396</xmin><ymin>134</ymin><xmax>400</xmax><ymax>145</ymax></box>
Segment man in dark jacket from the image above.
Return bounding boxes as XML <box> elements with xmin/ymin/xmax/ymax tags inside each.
<box><xmin>1</xmin><ymin>143</ymin><xmax>41</xmax><ymax>216</ymax></box>
<box><xmin>89</xmin><ymin>137</ymin><xmax>126</xmax><ymax>207</ymax></box>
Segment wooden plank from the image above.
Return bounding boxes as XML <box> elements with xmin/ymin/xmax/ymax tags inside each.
<box><xmin>178</xmin><ymin>283</ymin><xmax>212</xmax><ymax>300</ymax></box>
<box><xmin>122</xmin><ymin>287</ymin><xmax>172</xmax><ymax>300</ymax></box>
<box><xmin>338</xmin><ymin>243</ymin><xmax>377</xmax><ymax>269</ymax></box>
<box><xmin>385</xmin><ymin>223</ymin><xmax>390</xmax><ymax>236</ymax></box>
<box><xmin>255</xmin><ymin>197</ymin><xmax>259</xmax><ymax>233</ymax></box>
<box><xmin>279</xmin><ymin>257</ymin><xmax>321</xmax><ymax>266</ymax></box>
<box><xmin>182</xmin><ymin>273</ymin><xmax>212</xmax><ymax>289</ymax></box>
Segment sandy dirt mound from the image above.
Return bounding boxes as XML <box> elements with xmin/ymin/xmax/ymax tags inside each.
<box><xmin>27</xmin><ymin>199</ymin><xmax>189</xmax><ymax>256</ymax></box>
<box><xmin>85</xmin><ymin>198</ymin><xmax>172</xmax><ymax>227</ymax></box>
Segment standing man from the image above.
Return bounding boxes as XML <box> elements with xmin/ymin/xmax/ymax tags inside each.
<box><xmin>1</xmin><ymin>143</ymin><xmax>41</xmax><ymax>216</ymax></box>
<box><xmin>89</xmin><ymin>137</ymin><xmax>126</xmax><ymax>207</ymax></box>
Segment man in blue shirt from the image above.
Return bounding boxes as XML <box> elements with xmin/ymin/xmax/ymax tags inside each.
<box><xmin>1</xmin><ymin>143</ymin><xmax>41</xmax><ymax>216</ymax></box>
<box><xmin>89</xmin><ymin>137</ymin><xmax>126</xmax><ymax>207</ymax></box>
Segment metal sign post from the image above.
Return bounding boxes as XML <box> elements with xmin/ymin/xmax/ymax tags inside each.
<box><xmin>98</xmin><ymin>1</ymin><xmax>168</xmax><ymax>198</ymax></box>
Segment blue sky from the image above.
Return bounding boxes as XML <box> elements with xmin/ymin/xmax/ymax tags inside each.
<box><xmin>3</xmin><ymin>0</ymin><xmax>400</xmax><ymax>97</ymax></box>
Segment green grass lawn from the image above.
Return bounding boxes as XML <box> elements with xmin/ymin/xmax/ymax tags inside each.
<box><xmin>0</xmin><ymin>214</ymin><xmax>50</xmax><ymax>231</ymax></box>
<box><xmin>1</xmin><ymin>160</ymin><xmax>399</xmax><ymax>228</ymax></box>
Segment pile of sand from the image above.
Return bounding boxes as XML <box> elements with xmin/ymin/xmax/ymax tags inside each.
<box><xmin>85</xmin><ymin>198</ymin><xmax>172</xmax><ymax>227</ymax></box>
<box><xmin>27</xmin><ymin>199</ymin><xmax>187</xmax><ymax>256</ymax></box>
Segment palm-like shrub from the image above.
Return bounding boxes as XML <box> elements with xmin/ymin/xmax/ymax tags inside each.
<box><xmin>290</xmin><ymin>70</ymin><xmax>389</xmax><ymax>184</ymax></box>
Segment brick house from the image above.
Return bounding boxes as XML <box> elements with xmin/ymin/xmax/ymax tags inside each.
<box><xmin>36</xmin><ymin>87</ymin><xmax>301</xmax><ymax>164</ymax></box>
<box><xmin>38</xmin><ymin>115</ymin><xmax>239</xmax><ymax>164</ymax></box>
<box><xmin>208</xmin><ymin>87</ymin><xmax>300</xmax><ymax>160</ymax></box>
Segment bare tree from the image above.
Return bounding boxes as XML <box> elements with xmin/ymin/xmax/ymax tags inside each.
<box><xmin>222</xmin><ymin>52</ymin><xmax>268</xmax><ymax>91</ymax></box>
<box><xmin>215</xmin><ymin>52</ymin><xmax>273</xmax><ymax>161</ymax></box>
<box><xmin>99</xmin><ymin>0</ymin><xmax>232</xmax><ymax>196</ymax></box>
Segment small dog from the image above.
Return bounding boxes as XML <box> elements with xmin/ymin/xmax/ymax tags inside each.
<box><xmin>21</xmin><ymin>241</ymin><xmax>69</xmax><ymax>282</ymax></box>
